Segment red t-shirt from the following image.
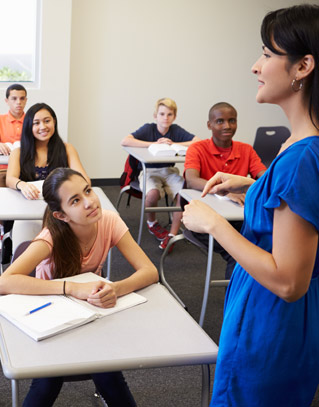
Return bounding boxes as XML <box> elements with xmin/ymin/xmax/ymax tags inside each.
<box><xmin>184</xmin><ymin>138</ymin><xmax>266</xmax><ymax>180</ymax></box>
<box><xmin>0</xmin><ymin>111</ymin><xmax>25</xmax><ymax>169</ymax></box>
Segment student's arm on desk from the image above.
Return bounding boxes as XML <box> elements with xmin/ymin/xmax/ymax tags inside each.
<box><xmin>121</xmin><ymin>134</ymin><xmax>201</xmax><ymax>147</ymax></box>
<box><xmin>0</xmin><ymin>142</ymin><xmax>11</xmax><ymax>155</ymax></box>
<box><xmin>6</xmin><ymin>148</ymin><xmax>40</xmax><ymax>199</ymax></box>
<box><xmin>121</xmin><ymin>134</ymin><xmax>153</xmax><ymax>147</ymax></box>
<box><xmin>65</xmin><ymin>143</ymin><xmax>91</xmax><ymax>186</ymax></box>
<box><xmin>171</xmin><ymin>136</ymin><xmax>201</xmax><ymax>147</ymax></box>
<box><xmin>86</xmin><ymin>231</ymin><xmax>158</xmax><ymax>308</ymax></box>
<box><xmin>108</xmin><ymin>231</ymin><xmax>158</xmax><ymax>296</ymax></box>
<box><xmin>0</xmin><ymin>240</ymin><xmax>118</xmax><ymax>308</ymax></box>
<box><xmin>185</xmin><ymin>168</ymin><xmax>208</xmax><ymax>191</ymax></box>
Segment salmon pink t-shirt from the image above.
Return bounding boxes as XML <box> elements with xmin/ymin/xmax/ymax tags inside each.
<box><xmin>35</xmin><ymin>210</ymin><xmax>128</xmax><ymax>280</ymax></box>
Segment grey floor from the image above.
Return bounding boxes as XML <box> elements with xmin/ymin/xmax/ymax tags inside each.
<box><xmin>0</xmin><ymin>185</ymin><xmax>318</xmax><ymax>406</ymax></box>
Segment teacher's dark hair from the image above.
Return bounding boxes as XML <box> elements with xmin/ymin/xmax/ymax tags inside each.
<box><xmin>261</xmin><ymin>4</ymin><xmax>319</xmax><ymax>129</ymax></box>
<box><xmin>42</xmin><ymin>167</ymin><xmax>86</xmax><ymax>278</ymax></box>
<box><xmin>20</xmin><ymin>103</ymin><xmax>68</xmax><ymax>181</ymax></box>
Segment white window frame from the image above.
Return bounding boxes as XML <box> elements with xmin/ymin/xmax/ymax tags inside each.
<box><xmin>0</xmin><ymin>0</ymin><xmax>41</xmax><ymax>88</ymax></box>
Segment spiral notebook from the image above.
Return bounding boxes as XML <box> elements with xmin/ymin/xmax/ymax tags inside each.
<box><xmin>0</xmin><ymin>273</ymin><xmax>147</xmax><ymax>341</ymax></box>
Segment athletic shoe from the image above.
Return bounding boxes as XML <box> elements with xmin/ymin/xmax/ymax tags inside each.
<box><xmin>147</xmin><ymin>222</ymin><xmax>169</xmax><ymax>241</ymax></box>
<box><xmin>159</xmin><ymin>235</ymin><xmax>174</xmax><ymax>253</ymax></box>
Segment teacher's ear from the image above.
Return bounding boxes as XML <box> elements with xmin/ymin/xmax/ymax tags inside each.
<box><xmin>296</xmin><ymin>54</ymin><xmax>315</xmax><ymax>80</ymax></box>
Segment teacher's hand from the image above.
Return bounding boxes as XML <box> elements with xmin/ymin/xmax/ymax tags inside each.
<box><xmin>182</xmin><ymin>200</ymin><xmax>222</xmax><ymax>234</ymax></box>
<box><xmin>202</xmin><ymin>172</ymin><xmax>254</xmax><ymax>197</ymax></box>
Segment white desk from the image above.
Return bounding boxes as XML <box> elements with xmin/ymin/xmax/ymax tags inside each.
<box><xmin>160</xmin><ymin>189</ymin><xmax>244</xmax><ymax>327</ymax></box>
<box><xmin>0</xmin><ymin>155</ymin><xmax>9</xmax><ymax>165</ymax></box>
<box><xmin>0</xmin><ymin>187</ymin><xmax>116</xmax><ymax>277</ymax></box>
<box><xmin>0</xmin><ymin>187</ymin><xmax>116</xmax><ymax>220</ymax></box>
<box><xmin>122</xmin><ymin>146</ymin><xmax>185</xmax><ymax>244</ymax></box>
<box><xmin>0</xmin><ymin>283</ymin><xmax>218</xmax><ymax>407</ymax></box>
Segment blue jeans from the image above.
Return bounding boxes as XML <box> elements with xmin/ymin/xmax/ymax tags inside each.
<box><xmin>23</xmin><ymin>371</ymin><xmax>136</xmax><ymax>407</ymax></box>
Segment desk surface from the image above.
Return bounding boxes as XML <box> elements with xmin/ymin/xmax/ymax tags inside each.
<box><xmin>180</xmin><ymin>189</ymin><xmax>244</xmax><ymax>221</ymax></box>
<box><xmin>0</xmin><ymin>155</ymin><xmax>9</xmax><ymax>165</ymax></box>
<box><xmin>0</xmin><ymin>284</ymin><xmax>218</xmax><ymax>380</ymax></box>
<box><xmin>0</xmin><ymin>187</ymin><xmax>116</xmax><ymax>220</ymax></box>
<box><xmin>123</xmin><ymin>146</ymin><xmax>186</xmax><ymax>164</ymax></box>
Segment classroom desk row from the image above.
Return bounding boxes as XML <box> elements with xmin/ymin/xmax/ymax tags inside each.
<box><xmin>0</xmin><ymin>283</ymin><xmax>218</xmax><ymax>407</ymax></box>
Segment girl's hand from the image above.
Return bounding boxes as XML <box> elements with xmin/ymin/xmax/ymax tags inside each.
<box><xmin>0</xmin><ymin>143</ymin><xmax>11</xmax><ymax>155</ymax></box>
<box><xmin>182</xmin><ymin>200</ymin><xmax>223</xmax><ymax>234</ymax></box>
<box><xmin>202</xmin><ymin>172</ymin><xmax>254</xmax><ymax>197</ymax></box>
<box><xmin>19</xmin><ymin>182</ymin><xmax>40</xmax><ymax>200</ymax></box>
<box><xmin>69</xmin><ymin>280</ymin><xmax>117</xmax><ymax>308</ymax></box>
<box><xmin>156</xmin><ymin>137</ymin><xmax>173</xmax><ymax>145</ymax></box>
<box><xmin>87</xmin><ymin>281</ymin><xmax>117</xmax><ymax>308</ymax></box>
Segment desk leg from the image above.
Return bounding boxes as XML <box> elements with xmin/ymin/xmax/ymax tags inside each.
<box><xmin>201</xmin><ymin>364</ymin><xmax>211</xmax><ymax>407</ymax></box>
<box><xmin>199</xmin><ymin>235</ymin><xmax>214</xmax><ymax>327</ymax></box>
<box><xmin>137</xmin><ymin>162</ymin><xmax>147</xmax><ymax>245</ymax></box>
<box><xmin>106</xmin><ymin>248</ymin><xmax>112</xmax><ymax>280</ymax></box>
<box><xmin>12</xmin><ymin>379</ymin><xmax>19</xmax><ymax>407</ymax></box>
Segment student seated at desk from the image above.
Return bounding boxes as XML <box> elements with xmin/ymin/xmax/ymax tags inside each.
<box><xmin>0</xmin><ymin>167</ymin><xmax>158</xmax><ymax>407</ymax></box>
<box><xmin>0</xmin><ymin>83</ymin><xmax>27</xmax><ymax>166</ymax></box>
<box><xmin>121</xmin><ymin>97</ymin><xmax>200</xmax><ymax>251</ymax></box>
<box><xmin>0</xmin><ymin>84</ymin><xmax>28</xmax><ymax>260</ymax></box>
<box><xmin>2</xmin><ymin>103</ymin><xmax>90</xmax><ymax>265</ymax></box>
<box><xmin>184</xmin><ymin>102</ymin><xmax>266</xmax><ymax>278</ymax></box>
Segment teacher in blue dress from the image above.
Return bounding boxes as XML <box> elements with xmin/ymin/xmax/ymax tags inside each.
<box><xmin>183</xmin><ymin>4</ymin><xmax>319</xmax><ymax>407</ymax></box>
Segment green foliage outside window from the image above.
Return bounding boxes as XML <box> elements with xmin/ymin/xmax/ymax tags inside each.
<box><xmin>0</xmin><ymin>66</ymin><xmax>31</xmax><ymax>81</ymax></box>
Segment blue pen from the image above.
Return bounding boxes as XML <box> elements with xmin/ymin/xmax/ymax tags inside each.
<box><xmin>28</xmin><ymin>302</ymin><xmax>52</xmax><ymax>315</ymax></box>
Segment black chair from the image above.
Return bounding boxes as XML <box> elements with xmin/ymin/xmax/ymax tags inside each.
<box><xmin>253</xmin><ymin>126</ymin><xmax>290</xmax><ymax>168</ymax></box>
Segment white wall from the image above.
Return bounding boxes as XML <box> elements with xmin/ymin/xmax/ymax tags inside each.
<box><xmin>0</xmin><ymin>0</ymin><xmax>72</xmax><ymax>140</ymax></box>
<box><xmin>69</xmin><ymin>0</ymin><xmax>306</xmax><ymax>179</ymax></box>
<box><xmin>2</xmin><ymin>0</ymin><xmax>307</xmax><ymax>180</ymax></box>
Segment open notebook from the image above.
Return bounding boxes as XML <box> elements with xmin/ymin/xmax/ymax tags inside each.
<box><xmin>0</xmin><ymin>273</ymin><xmax>147</xmax><ymax>341</ymax></box>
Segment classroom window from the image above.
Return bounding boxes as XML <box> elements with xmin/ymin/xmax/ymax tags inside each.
<box><xmin>0</xmin><ymin>0</ymin><xmax>40</xmax><ymax>83</ymax></box>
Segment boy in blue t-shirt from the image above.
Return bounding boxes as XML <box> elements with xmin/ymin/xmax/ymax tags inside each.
<box><xmin>121</xmin><ymin>98</ymin><xmax>200</xmax><ymax>250</ymax></box>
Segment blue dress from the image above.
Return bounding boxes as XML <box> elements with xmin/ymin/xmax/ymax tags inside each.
<box><xmin>211</xmin><ymin>136</ymin><xmax>319</xmax><ymax>407</ymax></box>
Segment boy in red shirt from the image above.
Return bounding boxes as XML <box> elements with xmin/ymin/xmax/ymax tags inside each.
<box><xmin>184</xmin><ymin>102</ymin><xmax>266</xmax><ymax>278</ymax></box>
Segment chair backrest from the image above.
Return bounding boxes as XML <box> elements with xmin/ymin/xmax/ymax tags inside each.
<box><xmin>253</xmin><ymin>126</ymin><xmax>290</xmax><ymax>168</ymax></box>
<box><xmin>11</xmin><ymin>240</ymin><xmax>35</xmax><ymax>277</ymax></box>
<box><xmin>11</xmin><ymin>240</ymin><xmax>32</xmax><ymax>262</ymax></box>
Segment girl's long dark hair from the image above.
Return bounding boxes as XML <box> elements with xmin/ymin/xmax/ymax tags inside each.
<box><xmin>260</xmin><ymin>4</ymin><xmax>319</xmax><ymax>130</ymax></box>
<box><xmin>20</xmin><ymin>103</ymin><xmax>68</xmax><ymax>181</ymax></box>
<box><xmin>42</xmin><ymin>167</ymin><xmax>86</xmax><ymax>278</ymax></box>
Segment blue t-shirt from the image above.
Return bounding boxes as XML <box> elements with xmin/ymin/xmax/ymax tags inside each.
<box><xmin>211</xmin><ymin>136</ymin><xmax>319</xmax><ymax>407</ymax></box>
<box><xmin>131</xmin><ymin>123</ymin><xmax>195</xmax><ymax>168</ymax></box>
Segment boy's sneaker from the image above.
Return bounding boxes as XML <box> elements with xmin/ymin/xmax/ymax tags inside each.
<box><xmin>159</xmin><ymin>235</ymin><xmax>175</xmax><ymax>253</ymax></box>
<box><xmin>147</xmin><ymin>222</ymin><xmax>169</xmax><ymax>241</ymax></box>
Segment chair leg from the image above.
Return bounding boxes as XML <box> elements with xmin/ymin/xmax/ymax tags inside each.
<box><xmin>93</xmin><ymin>389</ymin><xmax>109</xmax><ymax>406</ymax></box>
<box><xmin>116</xmin><ymin>186</ymin><xmax>130</xmax><ymax>210</ymax></box>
